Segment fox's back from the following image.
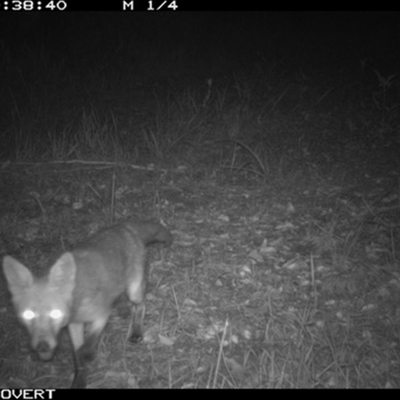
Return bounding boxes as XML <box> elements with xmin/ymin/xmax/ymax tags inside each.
<box><xmin>68</xmin><ymin>221</ymin><xmax>171</xmax><ymax>323</ymax></box>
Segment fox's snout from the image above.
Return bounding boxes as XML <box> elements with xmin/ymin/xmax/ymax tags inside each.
<box><xmin>28</xmin><ymin>323</ymin><xmax>60</xmax><ymax>361</ymax></box>
<box><xmin>35</xmin><ymin>341</ymin><xmax>56</xmax><ymax>361</ymax></box>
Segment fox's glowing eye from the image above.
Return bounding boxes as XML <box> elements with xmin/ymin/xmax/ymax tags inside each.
<box><xmin>22</xmin><ymin>310</ymin><xmax>36</xmax><ymax>321</ymax></box>
<box><xmin>49</xmin><ymin>309</ymin><xmax>63</xmax><ymax>320</ymax></box>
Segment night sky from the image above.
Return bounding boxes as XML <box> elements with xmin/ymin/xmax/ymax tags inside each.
<box><xmin>1</xmin><ymin>12</ymin><xmax>399</xmax><ymax>77</ymax></box>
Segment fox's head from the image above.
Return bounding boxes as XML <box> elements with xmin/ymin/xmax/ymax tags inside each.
<box><xmin>2</xmin><ymin>253</ymin><xmax>77</xmax><ymax>360</ymax></box>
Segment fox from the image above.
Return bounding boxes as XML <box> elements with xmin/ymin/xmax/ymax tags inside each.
<box><xmin>2</xmin><ymin>220</ymin><xmax>172</xmax><ymax>388</ymax></box>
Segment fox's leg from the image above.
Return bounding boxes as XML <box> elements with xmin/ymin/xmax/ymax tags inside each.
<box><xmin>68</xmin><ymin>317</ymin><xmax>108</xmax><ymax>388</ymax></box>
<box><xmin>126</xmin><ymin>270</ymin><xmax>146</xmax><ymax>343</ymax></box>
<box><xmin>127</xmin><ymin>302</ymin><xmax>145</xmax><ymax>343</ymax></box>
<box><xmin>68</xmin><ymin>323</ymin><xmax>86</xmax><ymax>388</ymax></box>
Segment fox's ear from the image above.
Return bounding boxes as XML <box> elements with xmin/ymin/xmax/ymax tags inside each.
<box><xmin>48</xmin><ymin>252</ymin><xmax>77</xmax><ymax>296</ymax></box>
<box><xmin>2</xmin><ymin>256</ymin><xmax>33</xmax><ymax>291</ymax></box>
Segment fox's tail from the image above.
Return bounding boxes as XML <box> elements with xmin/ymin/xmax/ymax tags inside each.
<box><xmin>131</xmin><ymin>221</ymin><xmax>173</xmax><ymax>246</ymax></box>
